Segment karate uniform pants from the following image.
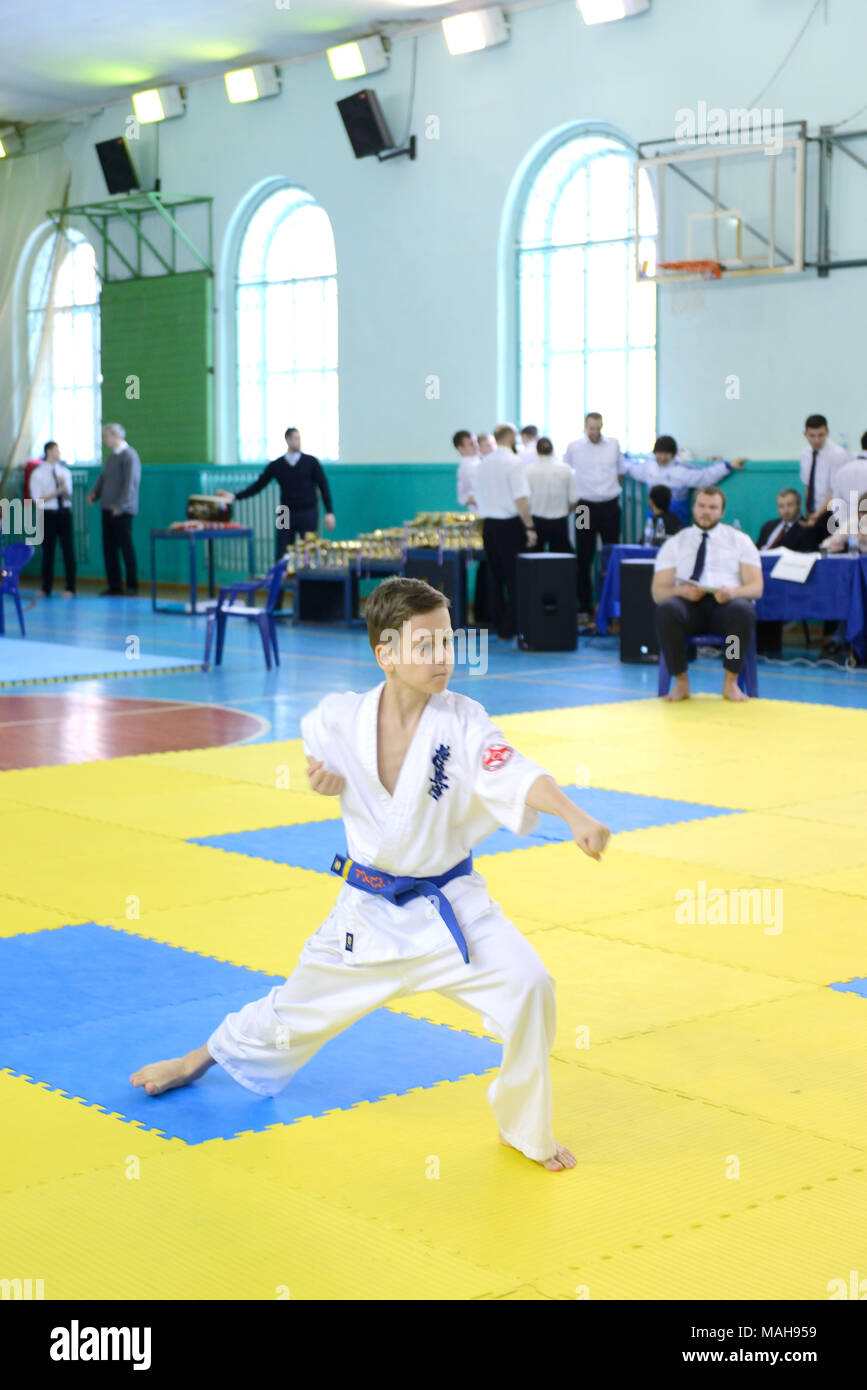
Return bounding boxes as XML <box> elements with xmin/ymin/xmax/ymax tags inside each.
<box><xmin>207</xmin><ymin>907</ymin><xmax>558</xmax><ymax>1162</ymax></box>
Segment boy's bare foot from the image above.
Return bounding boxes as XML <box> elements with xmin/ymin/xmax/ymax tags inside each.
<box><xmin>722</xmin><ymin>676</ymin><xmax>749</xmax><ymax>702</ymax></box>
<box><xmin>499</xmin><ymin>1134</ymin><xmax>577</xmax><ymax>1171</ymax></box>
<box><xmin>662</xmin><ymin>675</ymin><xmax>690</xmax><ymax>702</ymax></box>
<box><xmin>130</xmin><ymin>1045</ymin><xmax>214</xmax><ymax>1096</ymax></box>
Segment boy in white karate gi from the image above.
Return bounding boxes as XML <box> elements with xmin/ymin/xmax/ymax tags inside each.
<box><xmin>132</xmin><ymin>578</ymin><xmax>610</xmax><ymax>1171</ymax></box>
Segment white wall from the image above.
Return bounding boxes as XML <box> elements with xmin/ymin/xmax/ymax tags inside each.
<box><xmin>1</xmin><ymin>0</ymin><xmax>865</xmax><ymax>465</ymax></box>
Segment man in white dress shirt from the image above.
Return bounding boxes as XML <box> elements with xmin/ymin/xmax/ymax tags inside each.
<box><xmin>29</xmin><ymin>441</ymin><xmax>76</xmax><ymax>598</ymax></box>
<box><xmin>526</xmin><ymin>437</ymin><xmax>578</xmax><ymax>552</ymax></box>
<box><xmin>563</xmin><ymin>412</ymin><xmax>624</xmax><ymax>620</ymax></box>
<box><xmin>652</xmin><ymin>486</ymin><xmax>763</xmax><ymax>702</ymax></box>
<box><xmin>800</xmin><ymin>415</ymin><xmax>848</xmax><ymax>526</ymax></box>
<box><xmin>474</xmin><ymin>423</ymin><xmax>536</xmax><ymax>640</ymax></box>
<box><xmin>517</xmin><ymin>425</ymin><xmax>539</xmax><ymax>463</ymax></box>
<box><xmin>452</xmin><ymin>430</ymin><xmax>480</xmax><ymax>509</ymax></box>
<box><xmin>827</xmin><ymin>432</ymin><xmax>867</xmax><ymax>543</ymax></box>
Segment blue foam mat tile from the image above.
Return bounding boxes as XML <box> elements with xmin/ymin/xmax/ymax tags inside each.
<box><xmin>829</xmin><ymin>977</ymin><xmax>867</xmax><ymax>997</ymax></box>
<box><xmin>189</xmin><ymin>787</ymin><xmax>739</xmax><ymax>866</ymax></box>
<box><xmin>0</xmin><ymin>637</ymin><xmax>195</xmax><ymax>682</ymax></box>
<box><xmin>0</xmin><ymin>923</ymin><xmax>501</xmax><ymax>1143</ymax></box>
<box><xmin>0</xmin><ymin>923</ymin><xmax>285</xmax><ymax>1042</ymax></box>
<box><xmin>0</xmin><ymin>998</ymin><xmax>502</xmax><ymax>1143</ymax></box>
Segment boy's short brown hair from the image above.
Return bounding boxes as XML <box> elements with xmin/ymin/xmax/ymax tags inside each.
<box><xmin>365</xmin><ymin>576</ymin><xmax>449</xmax><ymax>651</ymax></box>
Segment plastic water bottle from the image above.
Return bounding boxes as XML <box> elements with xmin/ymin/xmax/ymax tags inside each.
<box><xmin>655</xmin><ymin>516</ymin><xmax>666</xmax><ymax>544</ymax></box>
<box><xmin>643</xmin><ymin>517</ymin><xmax>655</xmax><ymax>546</ymax></box>
<box><xmin>733</xmin><ymin>518</ymin><xmax>742</xmax><ymax>531</ymax></box>
<box><xmin>838</xmin><ymin>432</ymin><xmax>849</xmax><ymax>455</ymax></box>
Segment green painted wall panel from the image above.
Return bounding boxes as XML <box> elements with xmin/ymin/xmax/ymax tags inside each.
<box><xmin>99</xmin><ymin>272</ymin><xmax>214</xmax><ymax>464</ymax></box>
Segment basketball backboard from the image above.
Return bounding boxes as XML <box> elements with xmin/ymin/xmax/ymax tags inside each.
<box><xmin>635</xmin><ymin>123</ymin><xmax>806</xmax><ymax>283</ymax></box>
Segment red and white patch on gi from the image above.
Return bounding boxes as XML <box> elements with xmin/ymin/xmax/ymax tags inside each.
<box><xmin>482</xmin><ymin>743</ymin><xmax>514</xmax><ymax>771</ymax></box>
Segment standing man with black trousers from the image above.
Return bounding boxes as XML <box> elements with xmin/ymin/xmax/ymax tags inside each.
<box><xmin>87</xmin><ymin>424</ymin><xmax>141</xmax><ymax>595</ymax></box>
<box><xmin>473</xmin><ymin>423</ymin><xmax>536</xmax><ymax>641</ymax></box>
<box><xmin>564</xmin><ymin>412</ymin><xmax>624</xmax><ymax>624</ymax></box>
<box><xmin>218</xmin><ymin>428</ymin><xmax>336</xmax><ymax>561</ymax></box>
<box><xmin>30</xmin><ymin>441</ymin><xmax>77</xmax><ymax>598</ymax></box>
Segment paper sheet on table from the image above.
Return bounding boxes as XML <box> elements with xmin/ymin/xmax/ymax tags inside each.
<box><xmin>769</xmin><ymin>550</ymin><xmax>820</xmax><ymax>583</ymax></box>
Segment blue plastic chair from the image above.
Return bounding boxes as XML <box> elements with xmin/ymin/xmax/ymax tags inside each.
<box><xmin>659</xmin><ymin>630</ymin><xmax>759</xmax><ymax>697</ymax></box>
<box><xmin>0</xmin><ymin>543</ymin><xmax>34</xmax><ymax>636</ymax></box>
<box><xmin>202</xmin><ymin>557</ymin><xmax>288</xmax><ymax>670</ymax></box>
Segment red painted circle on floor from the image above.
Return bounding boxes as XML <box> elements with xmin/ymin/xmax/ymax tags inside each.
<box><xmin>0</xmin><ymin>695</ymin><xmax>265</xmax><ymax>769</ymax></box>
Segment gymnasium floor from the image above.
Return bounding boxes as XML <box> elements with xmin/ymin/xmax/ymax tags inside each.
<box><xmin>2</xmin><ymin>597</ymin><xmax>866</xmax><ymax>1300</ymax></box>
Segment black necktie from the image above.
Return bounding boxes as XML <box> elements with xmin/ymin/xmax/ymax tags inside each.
<box><xmin>690</xmin><ymin>530</ymin><xmax>708</xmax><ymax>581</ymax></box>
<box><xmin>54</xmin><ymin>468</ymin><xmax>65</xmax><ymax>509</ymax></box>
<box><xmin>806</xmin><ymin>450</ymin><xmax>818</xmax><ymax>514</ymax></box>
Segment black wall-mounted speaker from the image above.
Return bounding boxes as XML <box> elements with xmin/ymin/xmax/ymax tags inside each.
<box><xmin>96</xmin><ymin>137</ymin><xmax>141</xmax><ymax>195</ymax></box>
<box><xmin>336</xmin><ymin>89</ymin><xmax>394</xmax><ymax>158</ymax></box>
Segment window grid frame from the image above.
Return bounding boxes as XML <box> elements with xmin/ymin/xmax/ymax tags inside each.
<box><xmin>515</xmin><ymin>135</ymin><xmax>657</xmax><ymax>456</ymax></box>
<box><xmin>235</xmin><ymin>190</ymin><xmax>339</xmax><ymax>464</ymax></box>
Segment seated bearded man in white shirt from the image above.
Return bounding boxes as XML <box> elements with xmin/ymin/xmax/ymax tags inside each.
<box><xmin>652</xmin><ymin>486</ymin><xmax>764</xmax><ymax>703</ymax></box>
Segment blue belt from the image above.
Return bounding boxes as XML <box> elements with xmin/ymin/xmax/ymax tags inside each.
<box><xmin>330</xmin><ymin>852</ymin><xmax>473</xmax><ymax>963</ymax></box>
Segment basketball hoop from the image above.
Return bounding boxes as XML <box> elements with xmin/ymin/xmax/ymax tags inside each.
<box><xmin>658</xmin><ymin>260</ymin><xmax>724</xmax><ymax>280</ymax></box>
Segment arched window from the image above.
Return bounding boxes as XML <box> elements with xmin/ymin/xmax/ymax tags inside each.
<box><xmin>236</xmin><ymin>187</ymin><xmax>338</xmax><ymax>462</ymax></box>
<box><xmin>27</xmin><ymin>230</ymin><xmax>101</xmax><ymax>464</ymax></box>
<box><xmin>515</xmin><ymin>133</ymin><xmax>657</xmax><ymax>454</ymax></box>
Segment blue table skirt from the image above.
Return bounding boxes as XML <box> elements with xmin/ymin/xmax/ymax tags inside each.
<box><xmin>596</xmin><ymin>546</ymin><xmax>656</xmax><ymax>634</ymax></box>
<box><xmin>596</xmin><ymin>547</ymin><xmax>867</xmax><ymax>661</ymax></box>
<box><xmin>756</xmin><ymin>555</ymin><xmax>867</xmax><ymax>659</ymax></box>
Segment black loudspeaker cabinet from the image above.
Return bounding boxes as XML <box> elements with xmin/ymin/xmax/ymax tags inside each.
<box><xmin>516</xmin><ymin>553</ymin><xmax>577</xmax><ymax>651</ymax></box>
<box><xmin>95</xmin><ymin>137</ymin><xmax>140</xmax><ymax>195</ymax></box>
<box><xmin>336</xmin><ymin>89</ymin><xmax>394</xmax><ymax>158</ymax></box>
<box><xmin>619</xmin><ymin>559</ymin><xmax>659</xmax><ymax>663</ymax></box>
<box><xmin>404</xmin><ymin>550</ymin><xmax>468</xmax><ymax>628</ymax></box>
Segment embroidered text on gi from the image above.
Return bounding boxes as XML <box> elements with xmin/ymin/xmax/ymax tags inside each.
<box><xmin>429</xmin><ymin>744</ymin><xmax>451</xmax><ymax>800</ymax></box>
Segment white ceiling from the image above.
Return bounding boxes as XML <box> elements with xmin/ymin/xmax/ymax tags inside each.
<box><xmin>0</xmin><ymin>0</ymin><xmax>514</xmax><ymax>125</ymax></box>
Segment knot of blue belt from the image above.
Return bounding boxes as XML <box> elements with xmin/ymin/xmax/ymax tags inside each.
<box><xmin>330</xmin><ymin>852</ymin><xmax>473</xmax><ymax>963</ymax></box>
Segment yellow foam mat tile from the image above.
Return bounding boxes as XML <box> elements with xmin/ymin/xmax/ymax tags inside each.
<box><xmin>509</xmin><ymin>890</ymin><xmax>867</xmax><ymax>986</ymax></box>
<box><xmin>1</xmin><ymin>809</ymin><xmax>295</xmax><ymax>918</ymax></box>
<box><xmin>1</xmin><ymin>757</ymin><xmax>336</xmax><ymax>837</ymax></box>
<box><xmin>0</xmin><ymin>1145</ymin><xmax>521</xmax><ymax>1299</ymax></box>
<box><xmin>200</xmin><ymin>1068</ymin><xmax>863</xmax><ymax>1289</ymax></box>
<box><xmin>0</xmin><ymin>1072</ymin><xmax>184</xmax><ymax>1196</ymax></box>
<box><xmin>496</xmin><ymin>699</ymin><xmax>867</xmax><ymax>810</ymax></box>
<box><xmin>578</xmin><ymin>990</ymin><xmax>867</xmax><ymax>1149</ymax></box>
<box><xmin>119</xmin><ymin>880</ymin><xmax>340</xmax><ymax>972</ymax></box>
<box><xmin>479</xmin><ymin>842</ymin><xmax>776</xmax><ymax>928</ymax></box>
<box><xmin>146</xmin><ymin>738</ymin><xmax>312</xmax><ymax>788</ymax></box>
<box><xmin>387</xmin><ymin>924</ymin><xmax>810</xmax><ymax>1046</ymax></box>
<box><xmin>498</xmin><ymin>698</ymin><xmax>867</xmax><ymax>749</ymax></box>
<box><xmin>797</xmin><ymin>864</ymin><xmax>867</xmax><ymax>900</ymax></box>
<box><xmin>0</xmin><ymin>894</ymin><xmax>69</xmax><ymax>939</ymax></box>
<box><xmin>617</xmin><ymin>812</ymin><xmax>867</xmax><ymax>882</ymax></box>
<box><xmin>533</xmin><ymin>1171</ymin><xmax>867</xmax><ymax>1299</ymax></box>
<box><xmin>768</xmin><ymin>789</ymin><xmax>867</xmax><ymax>830</ymax></box>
